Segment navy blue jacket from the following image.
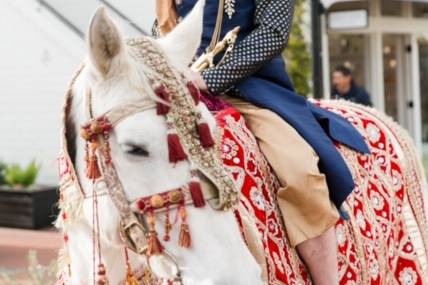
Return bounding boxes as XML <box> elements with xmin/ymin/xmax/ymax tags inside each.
<box><xmin>175</xmin><ymin>0</ymin><xmax>370</xmax><ymax>209</ymax></box>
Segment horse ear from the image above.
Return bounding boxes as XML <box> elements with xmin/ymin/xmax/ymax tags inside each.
<box><xmin>156</xmin><ymin>0</ymin><xmax>205</xmax><ymax>71</ymax></box>
<box><xmin>88</xmin><ymin>7</ymin><xmax>124</xmax><ymax>76</ymax></box>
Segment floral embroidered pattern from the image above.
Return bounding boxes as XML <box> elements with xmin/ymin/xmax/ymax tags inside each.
<box><xmin>399</xmin><ymin>267</ymin><xmax>417</xmax><ymax>285</ymax></box>
<box><xmin>370</xmin><ymin>192</ymin><xmax>385</xmax><ymax>211</ymax></box>
<box><xmin>221</xmin><ymin>138</ymin><xmax>239</xmax><ymax>160</ymax></box>
<box><xmin>250</xmin><ymin>187</ymin><xmax>265</xmax><ymax>210</ymax></box>
<box><xmin>366</xmin><ymin>123</ymin><xmax>381</xmax><ymax>143</ymax></box>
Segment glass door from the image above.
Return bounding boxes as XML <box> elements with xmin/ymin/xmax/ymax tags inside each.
<box><xmin>383</xmin><ymin>34</ymin><xmax>412</xmax><ymax>128</ymax></box>
<box><xmin>418</xmin><ymin>37</ymin><xmax>428</xmax><ymax>153</ymax></box>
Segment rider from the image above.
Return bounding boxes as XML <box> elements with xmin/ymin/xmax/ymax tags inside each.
<box><xmin>153</xmin><ymin>0</ymin><xmax>370</xmax><ymax>284</ymax></box>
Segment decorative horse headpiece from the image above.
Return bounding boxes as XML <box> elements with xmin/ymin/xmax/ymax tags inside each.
<box><xmin>58</xmin><ymin>36</ymin><xmax>239</xmax><ymax>284</ymax></box>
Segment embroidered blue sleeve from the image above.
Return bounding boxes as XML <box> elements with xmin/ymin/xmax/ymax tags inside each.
<box><xmin>201</xmin><ymin>0</ymin><xmax>295</xmax><ymax>94</ymax></box>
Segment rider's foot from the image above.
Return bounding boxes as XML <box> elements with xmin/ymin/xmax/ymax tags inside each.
<box><xmin>296</xmin><ymin>227</ymin><xmax>339</xmax><ymax>285</ymax></box>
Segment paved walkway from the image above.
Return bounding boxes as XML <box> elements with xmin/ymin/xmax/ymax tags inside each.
<box><xmin>0</xmin><ymin>227</ymin><xmax>61</xmax><ymax>284</ymax></box>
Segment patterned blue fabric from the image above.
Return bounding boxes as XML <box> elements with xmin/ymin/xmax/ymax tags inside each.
<box><xmin>175</xmin><ymin>0</ymin><xmax>370</xmax><ymax>209</ymax></box>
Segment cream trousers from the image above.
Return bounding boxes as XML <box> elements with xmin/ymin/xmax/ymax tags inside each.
<box><xmin>223</xmin><ymin>96</ymin><xmax>340</xmax><ymax>247</ymax></box>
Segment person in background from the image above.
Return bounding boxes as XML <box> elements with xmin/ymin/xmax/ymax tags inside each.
<box><xmin>332</xmin><ymin>65</ymin><xmax>372</xmax><ymax>106</ymax></box>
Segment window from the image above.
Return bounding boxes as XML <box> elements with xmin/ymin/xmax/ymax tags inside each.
<box><xmin>413</xmin><ymin>2</ymin><xmax>428</xmax><ymax>18</ymax></box>
<box><xmin>329</xmin><ymin>1</ymin><xmax>368</xmax><ymax>12</ymax></box>
<box><xmin>383</xmin><ymin>35</ymin><xmax>400</xmax><ymax>121</ymax></box>
<box><xmin>419</xmin><ymin>37</ymin><xmax>428</xmax><ymax>145</ymax></box>
<box><xmin>381</xmin><ymin>0</ymin><xmax>403</xmax><ymax>16</ymax></box>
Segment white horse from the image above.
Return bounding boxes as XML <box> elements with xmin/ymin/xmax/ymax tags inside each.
<box><xmin>58</xmin><ymin>2</ymin><xmax>264</xmax><ymax>285</ymax></box>
<box><xmin>56</xmin><ymin>1</ymin><xmax>428</xmax><ymax>285</ymax></box>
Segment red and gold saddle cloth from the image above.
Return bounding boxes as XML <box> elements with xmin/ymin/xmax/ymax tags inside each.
<box><xmin>217</xmin><ymin>100</ymin><xmax>428</xmax><ymax>284</ymax></box>
<box><xmin>56</xmin><ymin>100</ymin><xmax>428</xmax><ymax>284</ymax></box>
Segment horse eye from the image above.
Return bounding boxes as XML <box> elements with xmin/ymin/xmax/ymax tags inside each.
<box><xmin>123</xmin><ymin>144</ymin><xmax>149</xmax><ymax>157</ymax></box>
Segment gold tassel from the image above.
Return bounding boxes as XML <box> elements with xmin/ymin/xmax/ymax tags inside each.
<box><xmin>123</xmin><ymin>248</ymin><xmax>139</xmax><ymax>285</ymax></box>
<box><xmin>179</xmin><ymin>223</ymin><xmax>191</xmax><ymax>248</ymax></box>
<box><xmin>125</xmin><ymin>266</ymin><xmax>139</xmax><ymax>285</ymax></box>
<box><xmin>146</xmin><ymin>212</ymin><xmax>164</xmax><ymax>256</ymax></box>
<box><xmin>147</xmin><ymin>229</ymin><xmax>164</xmax><ymax>256</ymax></box>
<box><xmin>178</xmin><ymin>207</ymin><xmax>191</xmax><ymax>248</ymax></box>
<box><xmin>142</xmin><ymin>267</ymin><xmax>155</xmax><ymax>285</ymax></box>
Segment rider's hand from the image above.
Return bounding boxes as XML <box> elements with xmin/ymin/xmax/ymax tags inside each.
<box><xmin>185</xmin><ymin>70</ymin><xmax>208</xmax><ymax>91</ymax></box>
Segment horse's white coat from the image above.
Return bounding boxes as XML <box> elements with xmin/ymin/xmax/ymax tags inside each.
<box><xmin>66</xmin><ymin>3</ymin><xmax>263</xmax><ymax>285</ymax></box>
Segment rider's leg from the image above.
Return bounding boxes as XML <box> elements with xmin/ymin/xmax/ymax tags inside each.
<box><xmin>223</xmin><ymin>97</ymin><xmax>340</xmax><ymax>285</ymax></box>
<box><xmin>297</xmin><ymin>227</ymin><xmax>339</xmax><ymax>285</ymax></box>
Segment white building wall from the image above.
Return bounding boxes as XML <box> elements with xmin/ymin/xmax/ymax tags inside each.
<box><xmin>41</xmin><ymin>0</ymin><xmax>156</xmax><ymax>37</ymax></box>
<box><xmin>0</xmin><ymin>0</ymin><xmax>173</xmax><ymax>186</ymax></box>
<box><xmin>0</xmin><ymin>0</ymin><xmax>85</xmax><ymax>183</ymax></box>
<box><xmin>0</xmin><ymin>0</ymin><xmax>156</xmax><ymax>185</ymax></box>
<box><xmin>107</xmin><ymin>0</ymin><xmax>156</xmax><ymax>32</ymax></box>
<box><xmin>0</xmin><ymin>0</ymin><xmax>85</xmax><ymax>184</ymax></box>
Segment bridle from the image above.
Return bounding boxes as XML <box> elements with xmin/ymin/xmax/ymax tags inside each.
<box><xmin>60</xmin><ymin>36</ymin><xmax>239</xmax><ymax>284</ymax></box>
<box><xmin>81</xmin><ymin>87</ymin><xmax>186</xmax><ymax>284</ymax></box>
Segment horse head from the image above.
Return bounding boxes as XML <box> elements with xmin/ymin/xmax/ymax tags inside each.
<box><xmin>62</xmin><ymin>2</ymin><xmax>263</xmax><ymax>284</ymax></box>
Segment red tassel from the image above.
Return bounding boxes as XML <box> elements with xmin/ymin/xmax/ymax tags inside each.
<box><xmin>197</xmin><ymin>121</ymin><xmax>215</xmax><ymax>148</ymax></box>
<box><xmin>189</xmin><ymin>176</ymin><xmax>205</xmax><ymax>208</ymax></box>
<box><xmin>97</xmin><ymin>263</ymin><xmax>108</xmax><ymax>285</ymax></box>
<box><xmin>167</xmin><ymin>131</ymin><xmax>187</xmax><ymax>163</ymax></box>
<box><xmin>178</xmin><ymin>207</ymin><xmax>191</xmax><ymax>248</ymax></box>
<box><xmin>187</xmin><ymin>81</ymin><xmax>200</xmax><ymax>105</ymax></box>
<box><xmin>86</xmin><ymin>142</ymin><xmax>101</xmax><ymax>180</ymax></box>
<box><xmin>155</xmin><ymin>84</ymin><xmax>171</xmax><ymax>115</ymax></box>
<box><xmin>146</xmin><ymin>213</ymin><xmax>164</xmax><ymax>256</ymax></box>
<box><xmin>136</xmin><ymin>199</ymin><xmax>146</xmax><ymax>212</ymax></box>
<box><xmin>86</xmin><ymin>155</ymin><xmax>101</xmax><ymax>180</ymax></box>
<box><xmin>157</xmin><ymin>102</ymin><xmax>170</xmax><ymax>116</ymax></box>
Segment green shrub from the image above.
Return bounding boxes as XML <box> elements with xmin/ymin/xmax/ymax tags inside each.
<box><xmin>4</xmin><ymin>160</ymin><xmax>40</xmax><ymax>187</ymax></box>
<box><xmin>0</xmin><ymin>160</ymin><xmax>6</xmax><ymax>185</ymax></box>
<box><xmin>283</xmin><ymin>0</ymin><xmax>312</xmax><ymax>97</ymax></box>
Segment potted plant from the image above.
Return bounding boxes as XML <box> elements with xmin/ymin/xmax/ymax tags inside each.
<box><xmin>0</xmin><ymin>160</ymin><xmax>58</xmax><ymax>229</ymax></box>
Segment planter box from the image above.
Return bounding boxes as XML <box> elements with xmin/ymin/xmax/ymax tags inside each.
<box><xmin>0</xmin><ymin>185</ymin><xmax>59</xmax><ymax>229</ymax></box>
